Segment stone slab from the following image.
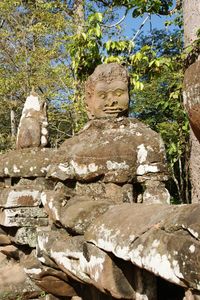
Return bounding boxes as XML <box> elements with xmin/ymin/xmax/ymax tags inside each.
<box><xmin>0</xmin><ymin>207</ymin><xmax>48</xmax><ymax>227</ymax></box>
<box><xmin>37</xmin><ymin>230</ymin><xmax>136</xmax><ymax>299</ymax></box>
<box><xmin>85</xmin><ymin>203</ymin><xmax>200</xmax><ymax>290</ymax></box>
<box><xmin>0</xmin><ymin>187</ymin><xmax>42</xmax><ymax>208</ymax></box>
<box><xmin>0</xmin><ymin>148</ymin><xmax>54</xmax><ymax>178</ymax></box>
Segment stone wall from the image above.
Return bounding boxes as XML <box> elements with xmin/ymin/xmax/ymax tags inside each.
<box><xmin>0</xmin><ymin>124</ymin><xmax>199</xmax><ymax>300</ymax></box>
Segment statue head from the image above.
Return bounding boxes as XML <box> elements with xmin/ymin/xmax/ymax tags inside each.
<box><xmin>85</xmin><ymin>63</ymin><xmax>130</xmax><ymax>119</ymax></box>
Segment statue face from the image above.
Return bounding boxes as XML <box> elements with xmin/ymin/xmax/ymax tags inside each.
<box><xmin>90</xmin><ymin>79</ymin><xmax>129</xmax><ymax>118</ymax></box>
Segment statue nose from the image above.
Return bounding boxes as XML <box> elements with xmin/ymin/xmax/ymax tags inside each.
<box><xmin>106</xmin><ymin>94</ymin><xmax>118</xmax><ymax>107</ymax></box>
<box><xmin>110</xmin><ymin>100</ymin><xmax>118</xmax><ymax>106</ymax></box>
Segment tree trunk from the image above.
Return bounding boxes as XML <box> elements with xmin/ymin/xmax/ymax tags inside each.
<box><xmin>72</xmin><ymin>0</ymin><xmax>85</xmax><ymax>134</ymax></box>
<box><xmin>10</xmin><ymin>109</ymin><xmax>16</xmax><ymax>137</ymax></box>
<box><xmin>183</xmin><ymin>0</ymin><xmax>200</xmax><ymax>203</ymax></box>
<box><xmin>74</xmin><ymin>0</ymin><xmax>85</xmax><ymax>33</ymax></box>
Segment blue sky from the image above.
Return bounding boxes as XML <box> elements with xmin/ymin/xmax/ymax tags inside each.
<box><xmin>119</xmin><ymin>0</ymin><xmax>177</xmax><ymax>39</ymax></box>
<box><xmin>122</xmin><ymin>11</ymin><xmax>176</xmax><ymax>40</ymax></box>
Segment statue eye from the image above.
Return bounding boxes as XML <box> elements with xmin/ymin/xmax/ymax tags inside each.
<box><xmin>114</xmin><ymin>89</ymin><xmax>123</xmax><ymax>97</ymax></box>
<box><xmin>98</xmin><ymin>92</ymin><xmax>106</xmax><ymax>99</ymax></box>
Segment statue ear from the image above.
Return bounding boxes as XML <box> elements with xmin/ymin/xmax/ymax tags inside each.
<box><xmin>86</xmin><ymin>105</ymin><xmax>94</xmax><ymax>120</ymax></box>
<box><xmin>85</xmin><ymin>98</ymin><xmax>94</xmax><ymax>120</ymax></box>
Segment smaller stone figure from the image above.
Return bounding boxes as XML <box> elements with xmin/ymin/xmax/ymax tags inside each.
<box><xmin>16</xmin><ymin>91</ymin><xmax>48</xmax><ymax>149</ymax></box>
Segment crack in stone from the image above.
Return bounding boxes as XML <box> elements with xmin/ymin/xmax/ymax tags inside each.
<box><xmin>130</xmin><ymin>222</ymin><xmax>162</xmax><ymax>246</ymax></box>
<box><xmin>160</xmin><ymin>225</ymin><xmax>200</xmax><ymax>242</ymax></box>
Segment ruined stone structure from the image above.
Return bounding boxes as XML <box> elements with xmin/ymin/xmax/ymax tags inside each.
<box><xmin>16</xmin><ymin>91</ymin><xmax>48</xmax><ymax>149</ymax></box>
<box><xmin>0</xmin><ymin>64</ymin><xmax>199</xmax><ymax>300</ymax></box>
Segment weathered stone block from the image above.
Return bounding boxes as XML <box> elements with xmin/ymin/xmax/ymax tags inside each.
<box><xmin>0</xmin><ymin>148</ymin><xmax>54</xmax><ymax>178</ymax></box>
<box><xmin>85</xmin><ymin>203</ymin><xmax>175</xmax><ymax>259</ymax></box>
<box><xmin>41</xmin><ymin>190</ymin><xmax>68</xmax><ymax>224</ymax></box>
<box><xmin>85</xmin><ymin>203</ymin><xmax>200</xmax><ymax>291</ymax></box>
<box><xmin>15</xmin><ymin>227</ymin><xmax>37</xmax><ymax>247</ymax></box>
<box><xmin>37</xmin><ymin>230</ymin><xmax>137</xmax><ymax>299</ymax></box>
<box><xmin>0</xmin><ymin>261</ymin><xmax>41</xmax><ymax>299</ymax></box>
<box><xmin>16</xmin><ymin>177</ymin><xmax>55</xmax><ymax>190</ymax></box>
<box><xmin>41</xmin><ymin>190</ymin><xmax>115</xmax><ymax>234</ymax></box>
<box><xmin>75</xmin><ymin>182</ymin><xmax>135</xmax><ymax>203</ymax></box>
<box><xmin>0</xmin><ymin>187</ymin><xmax>42</xmax><ymax>208</ymax></box>
<box><xmin>59</xmin><ymin>200</ymin><xmax>114</xmax><ymax>234</ymax></box>
<box><xmin>47</xmin><ymin>118</ymin><xmax>168</xmax><ymax>185</ymax></box>
<box><xmin>0</xmin><ymin>227</ymin><xmax>11</xmax><ymax>245</ymax></box>
<box><xmin>0</xmin><ymin>207</ymin><xmax>48</xmax><ymax>227</ymax></box>
<box><xmin>24</xmin><ymin>253</ymin><xmax>77</xmax><ymax>297</ymax></box>
<box><xmin>142</xmin><ymin>180</ymin><xmax>170</xmax><ymax>204</ymax></box>
<box><xmin>0</xmin><ymin>244</ymin><xmax>19</xmax><ymax>259</ymax></box>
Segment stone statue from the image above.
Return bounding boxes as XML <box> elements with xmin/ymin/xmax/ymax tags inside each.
<box><xmin>48</xmin><ymin>63</ymin><xmax>170</xmax><ymax>205</ymax></box>
<box><xmin>85</xmin><ymin>63</ymin><xmax>129</xmax><ymax>119</ymax></box>
<box><xmin>16</xmin><ymin>91</ymin><xmax>48</xmax><ymax>149</ymax></box>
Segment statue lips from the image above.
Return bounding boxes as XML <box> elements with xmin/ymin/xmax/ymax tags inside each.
<box><xmin>103</xmin><ymin>108</ymin><xmax>124</xmax><ymax>114</ymax></box>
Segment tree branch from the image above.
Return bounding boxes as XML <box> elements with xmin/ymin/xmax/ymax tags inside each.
<box><xmin>103</xmin><ymin>9</ymin><xmax>128</xmax><ymax>28</ymax></box>
<box><xmin>159</xmin><ymin>0</ymin><xmax>183</xmax><ymax>15</ymax></box>
<box><xmin>0</xmin><ymin>19</ymin><xmax>5</xmax><ymax>28</ymax></box>
<box><xmin>169</xmin><ymin>0</ymin><xmax>182</xmax><ymax>14</ymax></box>
<box><xmin>131</xmin><ymin>14</ymin><xmax>150</xmax><ymax>42</ymax></box>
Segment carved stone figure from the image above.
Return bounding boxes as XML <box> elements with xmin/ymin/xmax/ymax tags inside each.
<box><xmin>53</xmin><ymin>63</ymin><xmax>170</xmax><ymax>205</ymax></box>
<box><xmin>16</xmin><ymin>92</ymin><xmax>48</xmax><ymax>149</ymax></box>
<box><xmin>85</xmin><ymin>63</ymin><xmax>129</xmax><ymax>119</ymax></box>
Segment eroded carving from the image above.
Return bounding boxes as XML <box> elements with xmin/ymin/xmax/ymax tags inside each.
<box><xmin>16</xmin><ymin>92</ymin><xmax>48</xmax><ymax>149</ymax></box>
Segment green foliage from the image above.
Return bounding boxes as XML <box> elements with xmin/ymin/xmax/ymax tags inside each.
<box><xmin>94</xmin><ymin>0</ymin><xmax>174</xmax><ymax>16</ymax></box>
<box><xmin>68</xmin><ymin>11</ymin><xmax>102</xmax><ymax>79</ymax></box>
<box><xmin>129</xmin><ymin>29</ymin><xmax>189</xmax><ymax>203</ymax></box>
<box><xmin>0</xmin><ymin>0</ymin><xmax>72</xmax><ymax>145</ymax></box>
<box><xmin>105</xmin><ymin>40</ymin><xmax>134</xmax><ymax>53</ymax></box>
<box><xmin>102</xmin><ymin>18</ymin><xmax>189</xmax><ymax>202</ymax></box>
<box><xmin>0</xmin><ymin>0</ymin><xmax>94</xmax><ymax>146</ymax></box>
